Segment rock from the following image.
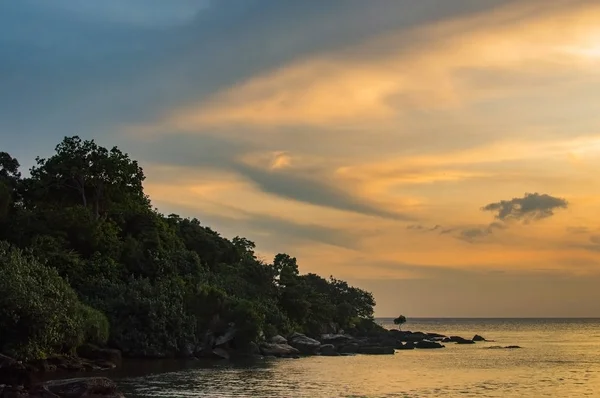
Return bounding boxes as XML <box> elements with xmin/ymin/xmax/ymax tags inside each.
<box><xmin>35</xmin><ymin>377</ymin><xmax>124</xmax><ymax>398</ymax></box>
<box><xmin>212</xmin><ymin>348</ymin><xmax>230</xmax><ymax>360</ymax></box>
<box><xmin>456</xmin><ymin>339</ymin><xmax>476</xmax><ymax>345</ymax></box>
<box><xmin>472</xmin><ymin>335</ymin><xmax>486</xmax><ymax>342</ymax></box>
<box><xmin>247</xmin><ymin>342</ymin><xmax>261</xmax><ymax>356</ymax></box>
<box><xmin>287</xmin><ymin>333</ymin><xmax>321</xmax><ymax>355</ymax></box>
<box><xmin>319</xmin><ymin>345</ymin><xmax>339</xmax><ymax>356</ymax></box>
<box><xmin>339</xmin><ymin>344</ymin><xmax>360</xmax><ymax>354</ymax></box>
<box><xmin>320</xmin><ymin>334</ymin><xmax>355</xmax><ymax>348</ymax></box>
<box><xmin>487</xmin><ymin>345</ymin><xmax>521</xmax><ymax>349</ymax></box>
<box><xmin>427</xmin><ymin>333</ymin><xmax>447</xmax><ymax>340</ymax></box>
<box><xmin>77</xmin><ymin>345</ymin><xmax>122</xmax><ymax>366</ymax></box>
<box><xmin>415</xmin><ymin>340</ymin><xmax>444</xmax><ymax>349</ymax></box>
<box><xmin>398</xmin><ymin>332</ymin><xmax>428</xmax><ymax>342</ymax></box>
<box><xmin>270</xmin><ymin>335</ymin><xmax>288</xmax><ymax>345</ymax></box>
<box><xmin>443</xmin><ymin>336</ymin><xmax>474</xmax><ymax>344</ymax></box>
<box><xmin>358</xmin><ymin>346</ymin><xmax>395</xmax><ymax>355</ymax></box>
<box><xmin>259</xmin><ymin>343</ymin><xmax>300</xmax><ymax>357</ymax></box>
<box><xmin>1</xmin><ymin>385</ymin><xmax>30</xmax><ymax>398</ymax></box>
<box><xmin>395</xmin><ymin>342</ymin><xmax>415</xmax><ymax>350</ymax></box>
<box><xmin>215</xmin><ymin>326</ymin><xmax>237</xmax><ymax>347</ymax></box>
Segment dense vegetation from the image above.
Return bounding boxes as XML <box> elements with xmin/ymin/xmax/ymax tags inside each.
<box><xmin>0</xmin><ymin>137</ymin><xmax>377</xmax><ymax>361</ymax></box>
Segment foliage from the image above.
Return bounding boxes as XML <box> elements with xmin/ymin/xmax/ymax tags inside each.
<box><xmin>393</xmin><ymin>315</ymin><xmax>407</xmax><ymax>329</ymax></box>
<box><xmin>0</xmin><ymin>242</ymin><xmax>106</xmax><ymax>360</ymax></box>
<box><xmin>0</xmin><ymin>136</ymin><xmax>378</xmax><ymax>360</ymax></box>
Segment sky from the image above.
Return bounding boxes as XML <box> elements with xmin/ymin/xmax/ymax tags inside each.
<box><xmin>2</xmin><ymin>0</ymin><xmax>600</xmax><ymax>317</ymax></box>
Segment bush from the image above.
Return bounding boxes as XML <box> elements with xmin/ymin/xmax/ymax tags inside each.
<box><xmin>0</xmin><ymin>242</ymin><xmax>85</xmax><ymax>360</ymax></box>
<box><xmin>78</xmin><ymin>304</ymin><xmax>110</xmax><ymax>346</ymax></box>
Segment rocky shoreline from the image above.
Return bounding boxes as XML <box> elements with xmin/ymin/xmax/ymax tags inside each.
<box><xmin>0</xmin><ymin>328</ymin><xmax>520</xmax><ymax>397</ymax></box>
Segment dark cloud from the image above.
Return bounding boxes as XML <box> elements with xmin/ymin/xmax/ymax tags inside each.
<box><xmin>482</xmin><ymin>193</ymin><xmax>568</xmax><ymax>222</ymax></box>
<box><xmin>1</xmin><ymin>0</ymin><xmax>519</xmax><ymax>155</ymax></box>
<box><xmin>137</xmin><ymin>134</ymin><xmax>415</xmax><ymax>221</ymax></box>
<box><xmin>231</xmin><ymin>163</ymin><xmax>415</xmax><ymax>221</ymax></box>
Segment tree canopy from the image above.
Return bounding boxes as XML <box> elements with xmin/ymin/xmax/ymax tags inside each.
<box><xmin>0</xmin><ymin>136</ymin><xmax>378</xmax><ymax>360</ymax></box>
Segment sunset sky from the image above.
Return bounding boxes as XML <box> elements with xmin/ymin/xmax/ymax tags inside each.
<box><xmin>2</xmin><ymin>0</ymin><xmax>600</xmax><ymax>317</ymax></box>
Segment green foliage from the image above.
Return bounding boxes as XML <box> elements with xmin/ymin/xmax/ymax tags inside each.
<box><xmin>0</xmin><ymin>137</ymin><xmax>378</xmax><ymax>360</ymax></box>
<box><xmin>0</xmin><ymin>242</ymin><xmax>105</xmax><ymax>360</ymax></box>
<box><xmin>393</xmin><ymin>315</ymin><xmax>407</xmax><ymax>329</ymax></box>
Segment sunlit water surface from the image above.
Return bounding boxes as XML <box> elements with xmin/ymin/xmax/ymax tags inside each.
<box><xmin>108</xmin><ymin>319</ymin><xmax>600</xmax><ymax>397</ymax></box>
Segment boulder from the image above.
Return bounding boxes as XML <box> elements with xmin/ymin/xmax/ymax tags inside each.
<box><xmin>456</xmin><ymin>340</ymin><xmax>475</xmax><ymax>345</ymax></box>
<box><xmin>77</xmin><ymin>345</ymin><xmax>122</xmax><ymax>366</ymax></box>
<box><xmin>395</xmin><ymin>342</ymin><xmax>415</xmax><ymax>350</ymax></box>
<box><xmin>34</xmin><ymin>377</ymin><xmax>124</xmax><ymax>398</ymax></box>
<box><xmin>259</xmin><ymin>343</ymin><xmax>300</xmax><ymax>357</ymax></box>
<box><xmin>398</xmin><ymin>332</ymin><xmax>428</xmax><ymax>342</ymax></box>
<box><xmin>472</xmin><ymin>335</ymin><xmax>486</xmax><ymax>342</ymax></box>
<box><xmin>319</xmin><ymin>345</ymin><xmax>339</xmax><ymax>356</ymax></box>
<box><xmin>287</xmin><ymin>333</ymin><xmax>321</xmax><ymax>355</ymax></box>
<box><xmin>247</xmin><ymin>342</ymin><xmax>261</xmax><ymax>356</ymax></box>
<box><xmin>215</xmin><ymin>326</ymin><xmax>237</xmax><ymax>347</ymax></box>
<box><xmin>212</xmin><ymin>348</ymin><xmax>230</xmax><ymax>360</ymax></box>
<box><xmin>415</xmin><ymin>340</ymin><xmax>444</xmax><ymax>349</ymax></box>
<box><xmin>319</xmin><ymin>334</ymin><xmax>355</xmax><ymax>348</ymax></box>
<box><xmin>270</xmin><ymin>335</ymin><xmax>288</xmax><ymax>345</ymax></box>
<box><xmin>338</xmin><ymin>344</ymin><xmax>360</xmax><ymax>354</ymax></box>
<box><xmin>358</xmin><ymin>346</ymin><xmax>395</xmax><ymax>355</ymax></box>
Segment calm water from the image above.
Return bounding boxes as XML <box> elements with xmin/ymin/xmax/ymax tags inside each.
<box><xmin>109</xmin><ymin>319</ymin><xmax>600</xmax><ymax>397</ymax></box>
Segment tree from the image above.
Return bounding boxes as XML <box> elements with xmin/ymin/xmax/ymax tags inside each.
<box><xmin>28</xmin><ymin>136</ymin><xmax>148</xmax><ymax>218</ymax></box>
<box><xmin>393</xmin><ymin>315</ymin><xmax>407</xmax><ymax>330</ymax></box>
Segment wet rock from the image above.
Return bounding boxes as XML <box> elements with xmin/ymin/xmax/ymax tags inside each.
<box><xmin>215</xmin><ymin>326</ymin><xmax>237</xmax><ymax>347</ymax></box>
<box><xmin>487</xmin><ymin>345</ymin><xmax>522</xmax><ymax>350</ymax></box>
<box><xmin>259</xmin><ymin>343</ymin><xmax>300</xmax><ymax>357</ymax></box>
<box><xmin>287</xmin><ymin>333</ymin><xmax>321</xmax><ymax>355</ymax></box>
<box><xmin>472</xmin><ymin>335</ymin><xmax>486</xmax><ymax>342</ymax></box>
<box><xmin>212</xmin><ymin>348</ymin><xmax>230</xmax><ymax>360</ymax></box>
<box><xmin>33</xmin><ymin>377</ymin><xmax>124</xmax><ymax>398</ymax></box>
<box><xmin>456</xmin><ymin>339</ymin><xmax>476</xmax><ymax>345</ymax></box>
<box><xmin>395</xmin><ymin>342</ymin><xmax>415</xmax><ymax>350</ymax></box>
<box><xmin>269</xmin><ymin>335</ymin><xmax>288</xmax><ymax>345</ymax></box>
<box><xmin>415</xmin><ymin>340</ymin><xmax>444</xmax><ymax>349</ymax></box>
<box><xmin>319</xmin><ymin>345</ymin><xmax>339</xmax><ymax>356</ymax></box>
<box><xmin>338</xmin><ymin>344</ymin><xmax>360</xmax><ymax>354</ymax></box>
<box><xmin>319</xmin><ymin>334</ymin><xmax>356</xmax><ymax>349</ymax></box>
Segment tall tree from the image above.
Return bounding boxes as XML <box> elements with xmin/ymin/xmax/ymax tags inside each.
<box><xmin>27</xmin><ymin>136</ymin><xmax>148</xmax><ymax>217</ymax></box>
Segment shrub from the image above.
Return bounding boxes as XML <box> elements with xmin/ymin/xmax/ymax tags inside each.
<box><xmin>0</xmin><ymin>242</ymin><xmax>85</xmax><ymax>360</ymax></box>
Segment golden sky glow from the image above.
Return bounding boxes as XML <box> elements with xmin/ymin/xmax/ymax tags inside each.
<box><xmin>4</xmin><ymin>0</ymin><xmax>600</xmax><ymax>316</ymax></box>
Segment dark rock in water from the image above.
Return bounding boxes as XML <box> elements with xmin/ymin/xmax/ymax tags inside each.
<box><xmin>319</xmin><ymin>345</ymin><xmax>339</xmax><ymax>356</ymax></box>
<box><xmin>77</xmin><ymin>344</ymin><xmax>122</xmax><ymax>366</ymax></box>
<box><xmin>472</xmin><ymin>335</ymin><xmax>486</xmax><ymax>342</ymax></box>
<box><xmin>320</xmin><ymin>334</ymin><xmax>355</xmax><ymax>348</ymax></box>
<box><xmin>487</xmin><ymin>345</ymin><xmax>522</xmax><ymax>350</ymax></box>
<box><xmin>270</xmin><ymin>335</ymin><xmax>288</xmax><ymax>345</ymax></box>
<box><xmin>426</xmin><ymin>333</ymin><xmax>447</xmax><ymax>340</ymax></box>
<box><xmin>398</xmin><ymin>332</ymin><xmax>428</xmax><ymax>342</ymax></box>
<box><xmin>415</xmin><ymin>340</ymin><xmax>444</xmax><ymax>349</ymax></box>
<box><xmin>443</xmin><ymin>336</ymin><xmax>474</xmax><ymax>344</ymax></box>
<box><xmin>358</xmin><ymin>346</ymin><xmax>395</xmax><ymax>355</ymax></box>
<box><xmin>456</xmin><ymin>339</ymin><xmax>476</xmax><ymax>345</ymax></box>
<box><xmin>259</xmin><ymin>343</ymin><xmax>300</xmax><ymax>357</ymax></box>
<box><xmin>395</xmin><ymin>342</ymin><xmax>415</xmax><ymax>350</ymax></box>
<box><xmin>287</xmin><ymin>333</ymin><xmax>321</xmax><ymax>355</ymax></box>
<box><xmin>33</xmin><ymin>377</ymin><xmax>124</xmax><ymax>398</ymax></box>
<box><xmin>339</xmin><ymin>343</ymin><xmax>360</xmax><ymax>354</ymax></box>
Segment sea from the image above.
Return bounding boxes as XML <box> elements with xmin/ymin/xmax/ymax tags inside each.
<box><xmin>107</xmin><ymin>318</ymin><xmax>600</xmax><ymax>397</ymax></box>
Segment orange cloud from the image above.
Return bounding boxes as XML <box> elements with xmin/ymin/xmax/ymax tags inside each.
<box><xmin>134</xmin><ymin>0</ymin><xmax>600</xmax><ymax>132</ymax></box>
